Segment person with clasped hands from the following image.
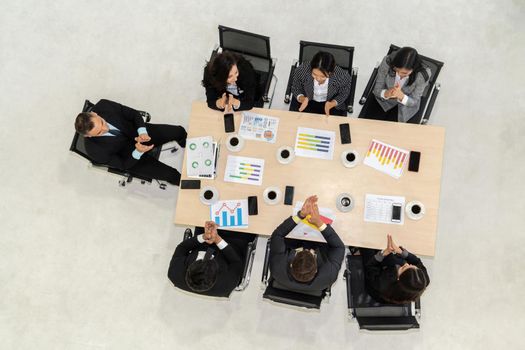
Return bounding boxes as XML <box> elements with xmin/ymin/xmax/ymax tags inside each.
<box><xmin>269</xmin><ymin>195</ymin><xmax>345</xmax><ymax>293</ymax></box>
<box><xmin>167</xmin><ymin>221</ymin><xmax>244</xmax><ymax>297</ymax></box>
<box><xmin>361</xmin><ymin>234</ymin><xmax>430</xmax><ymax>304</ymax></box>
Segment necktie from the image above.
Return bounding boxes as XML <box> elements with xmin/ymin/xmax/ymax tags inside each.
<box><xmin>108</xmin><ymin>128</ymin><xmax>122</xmax><ymax>136</ymax></box>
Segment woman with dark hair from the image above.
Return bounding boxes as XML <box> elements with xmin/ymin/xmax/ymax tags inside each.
<box><xmin>291</xmin><ymin>51</ymin><xmax>352</xmax><ymax>116</ymax></box>
<box><xmin>202</xmin><ymin>51</ymin><xmax>258</xmax><ymax>112</ymax></box>
<box><xmin>364</xmin><ymin>47</ymin><xmax>431</xmax><ymax>123</ymax></box>
<box><xmin>362</xmin><ymin>234</ymin><xmax>429</xmax><ymax>304</ymax></box>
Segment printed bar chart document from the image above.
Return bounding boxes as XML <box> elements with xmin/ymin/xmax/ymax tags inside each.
<box><xmin>294</xmin><ymin>127</ymin><xmax>335</xmax><ymax>160</ymax></box>
<box><xmin>363</xmin><ymin>139</ymin><xmax>409</xmax><ymax>179</ymax></box>
<box><xmin>224</xmin><ymin>155</ymin><xmax>265</xmax><ymax>186</ymax></box>
<box><xmin>210</xmin><ymin>200</ymin><xmax>248</xmax><ymax>229</ymax></box>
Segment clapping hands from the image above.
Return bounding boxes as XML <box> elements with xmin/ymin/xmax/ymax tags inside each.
<box><xmin>382</xmin><ymin>234</ymin><xmax>403</xmax><ymax>256</ymax></box>
<box><xmin>299</xmin><ymin>195</ymin><xmax>324</xmax><ymax>228</ymax></box>
<box><xmin>203</xmin><ymin>221</ymin><xmax>222</xmax><ymax>245</ymax></box>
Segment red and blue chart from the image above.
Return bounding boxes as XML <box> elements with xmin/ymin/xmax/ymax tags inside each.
<box><xmin>210</xmin><ymin>200</ymin><xmax>248</xmax><ymax>228</ymax></box>
<box><xmin>363</xmin><ymin>139</ymin><xmax>409</xmax><ymax>179</ymax></box>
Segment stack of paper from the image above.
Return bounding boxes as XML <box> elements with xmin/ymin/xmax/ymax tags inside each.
<box><xmin>186</xmin><ymin>136</ymin><xmax>219</xmax><ymax>179</ymax></box>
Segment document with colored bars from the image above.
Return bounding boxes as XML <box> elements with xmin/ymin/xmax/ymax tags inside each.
<box><xmin>224</xmin><ymin>155</ymin><xmax>265</xmax><ymax>186</ymax></box>
<box><xmin>294</xmin><ymin>127</ymin><xmax>335</xmax><ymax>160</ymax></box>
<box><xmin>363</xmin><ymin>139</ymin><xmax>409</xmax><ymax>179</ymax></box>
<box><xmin>210</xmin><ymin>200</ymin><xmax>248</xmax><ymax>229</ymax></box>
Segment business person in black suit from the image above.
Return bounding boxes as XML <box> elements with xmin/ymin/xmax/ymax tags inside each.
<box><xmin>167</xmin><ymin>221</ymin><xmax>249</xmax><ymax>297</ymax></box>
<box><xmin>290</xmin><ymin>51</ymin><xmax>352</xmax><ymax>116</ymax></box>
<box><xmin>269</xmin><ymin>195</ymin><xmax>345</xmax><ymax>294</ymax></box>
<box><xmin>361</xmin><ymin>234</ymin><xmax>430</xmax><ymax>304</ymax></box>
<box><xmin>74</xmin><ymin>99</ymin><xmax>187</xmax><ymax>186</ymax></box>
<box><xmin>202</xmin><ymin>51</ymin><xmax>258</xmax><ymax>112</ymax></box>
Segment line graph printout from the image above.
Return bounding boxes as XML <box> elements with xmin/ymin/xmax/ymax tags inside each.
<box><xmin>224</xmin><ymin>155</ymin><xmax>265</xmax><ymax>186</ymax></box>
<box><xmin>363</xmin><ymin>139</ymin><xmax>409</xmax><ymax>179</ymax></box>
<box><xmin>294</xmin><ymin>127</ymin><xmax>335</xmax><ymax>160</ymax></box>
<box><xmin>210</xmin><ymin>200</ymin><xmax>248</xmax><ymax>228</ymax></box>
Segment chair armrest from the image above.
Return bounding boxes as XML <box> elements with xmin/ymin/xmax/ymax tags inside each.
<box><xmin>138</xmin><ymin>110</ymin><xmax>151</xmax><ymax>123</ymax></box>
<box><xmin>421</xmin><ymin>83</ymin><xmax>440</xmax><ymax>125</ymax></box>
<box><xmin>261</xmin><ymin>238</ymin><xmax>271</xmax><ymax>285</ymax></box>
<box><xmin>347</xmin><ymin>67</ymin><xmax>358</xmax><ymax>113</ymax></box>
<box><xmin>284</xmin><ymin>60</ymin><xmax>298</xmax><ymax>103</ymax></box>
<box><xmin>359</xmin><ymin>66</ymin><xmax>379</xmax><ymax>105</ymax></box>
<box><xmin>236</xmin><ymin>237</ymin><xmax>258</xmax><ymax>291</ymax></box>
<box><xmin>183</xmin><ymin>228</ymin><xmax>193</xmax><ymax>240</ymax></box>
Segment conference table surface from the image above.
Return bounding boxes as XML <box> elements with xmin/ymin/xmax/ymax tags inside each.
<box><xmin>174</xmin><ymin>101</ymin><xmax>445</xmax><ymax>256</ymax></box>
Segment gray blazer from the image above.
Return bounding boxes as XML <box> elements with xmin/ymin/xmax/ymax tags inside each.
<box><xmin>292</xmin><ymin>63</ymin><xmax>352</xmax><ymax>111</ymax></box>
<box><xmin>372</xmin><ymin>53</ymin><xmax>431</xmax><ymax>122</ymax></box>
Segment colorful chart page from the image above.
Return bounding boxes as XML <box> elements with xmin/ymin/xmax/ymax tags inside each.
<box><xmin>294</xmin><ymin>127</ymin><xmax>335</xmax><ymax>160</ymax></box>
<box><xmin>239</xmin><ymin>112</ymin><xmax>279</xmax><ymax>143</ymax></box>
<box><xmin>224</xmin><ymin>155</ymin><xmax>265</xmax><ymax>186</ymax></box>
<box><xmin>363</xmin><ymin>139</ymin><xmax>409</xmax><ymax>179</ymax></box>
<box><xmin>210</xmin><ymin>200</ymin><xmax>248</xmax><ymax>229</ymax></box>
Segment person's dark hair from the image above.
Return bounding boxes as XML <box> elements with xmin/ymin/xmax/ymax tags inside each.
<box><xmin>202</xmin><ymin>51</ymin><xmax>241</xmax><ymax>91</ymax></box>
<box><xmin>75</xmin><ymin>112</ymin><xmax>94</xmax><ymax>135</ymax></box>
<box><xmin>383</xmin><ymin>267</ymin><xmax>428</xmax><ymax>304</ymax></box>
<box><xmin>389</xmin><ymin>47</ymin><xmax>429</xmax><ymax>85</ymax></box>
<box><xmin>290</xmin><ymin>250</ymin><xmax>317</xmax><ymax>283</ymax></box>
<box><xmin>310</xmin><ymin>51</ymin><xmax>336</xmax><ymax>77</ymax></box>
<box><xmin>185</xmin><ymin>259</ymin><xmax>219</xmax><ymax>292</ymax></box>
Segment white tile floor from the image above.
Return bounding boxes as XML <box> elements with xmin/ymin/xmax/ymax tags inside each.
<box><xmin>1</xmin><ymin>0</ymin><xmax>524</xmax><ymax>349</ymax></box>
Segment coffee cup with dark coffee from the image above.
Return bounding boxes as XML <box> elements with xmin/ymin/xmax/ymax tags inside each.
<box><xmin>341</xmin><ymin>149</ymin><xmax>359</xmax><ymax>168</ymax></box>
<box><xmin>276</xmin><ymin>146</ymin><xmax>295</xmax><ymax>164</ymax></box>
<box><xmin>264</xmin><ymin>186</ymin><xmax>281</xmax><ymax>205</ymax></box>
<box><xmin>406</xmin><ymin>201</ymin><xmax>425</xmax><ymax>220</ymax></box>
<box><xmin>336</xmin><ymin>193</ymin><xmax>354</xmax><ymax>212</ymax></box>
<box><xmin>226</xmin><ymin>134</ymin><xmax>244</xmax><ymax>152</ymax></box>
<box><xmin>199</xmin><ymin>186</ymin><xmax>219</xmax><ymax>205</ymax></box>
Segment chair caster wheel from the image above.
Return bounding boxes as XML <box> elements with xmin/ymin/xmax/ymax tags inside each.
<box><xmin>160</xmin><ymin>184</ymin><xmax>167</xmax><ymax>190</ymax></box>
<box><xmin>119</xmin><ymin>180</ymin><xmax>126</xmax><ymax>187</ymax></box>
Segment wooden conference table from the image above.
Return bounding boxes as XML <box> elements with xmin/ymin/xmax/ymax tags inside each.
<box><xmin>174</xmin><ymin>101</ymin><xmax>445</xmax><ymax>256</ymax></box>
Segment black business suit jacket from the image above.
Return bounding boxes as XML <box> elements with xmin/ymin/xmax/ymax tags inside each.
<box><xmin>291</xmin><ymin>63</ymin><xmax>352</xmax><ymax>111</ymax></box>
<box><xmin>269</xmin><ymin>217</ymin><xmax>345</xmax><ymax>293</ymax></box>
<box><xmin>364</xmin><ymin>250</ymin><xmax>430</xmax><ymax>304</ymax></box>
<box><xmin>85</xmin><ymin>99</ymin><xmax>145</xmax><ymax>170</ymax></box>
<box><xmin>203</xmin><ymin>56</ymin><xmax>258</xmax><ymax>111</ymax></box>
<box><xmin>167</xmin><ymin>236</ymin><xmax>243</xmax><ymax>298</ymax></box>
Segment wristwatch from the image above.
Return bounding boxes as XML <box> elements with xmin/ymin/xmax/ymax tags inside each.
<box><xmin>297</xmin><ymin>210</ymin><xmax>306</xmax><ymax>220</ymax></box>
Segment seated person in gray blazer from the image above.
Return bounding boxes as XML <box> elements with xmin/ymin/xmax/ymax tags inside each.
<box><xmin>269</xmin><ymin>195</ymin><xmax>345</xmax><ymax>294</ymax></box>
<box><xmin>361</xmin><ymin>234</ymin><xmax>430</xmax><ymax>304</ymax></box>
<box><xmin>168</xmin><ymin>221</ymin><xmax>248</xmax><ymax>297</ymax></box>
<box><xmin>290</xmin><ymin>51</ymin><xmax>352</xmax><ymax>116</ymax></box>
<box><xmin>364</xmin><ymin>47</ymin><xmax>431</xmax><ymax>123</ymax></box>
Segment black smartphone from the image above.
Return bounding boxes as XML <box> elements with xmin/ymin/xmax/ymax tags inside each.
<box><xmin>339</xmin><ymin>123</ymin><xmax>351</xmax><ymax>144</ymax></box>
<box><xmin>248</xmin><ymin>196</ymin><xmax>258</xmax><ymax>215</ymax></box>
<box><xmin>284</xmin><ymin>186</ymin><xmax>294</xmax><ymax>205</ymax></box>
<box><xmin>224</xmin><ymin>113</ymin><xmax>235</xmax><ymax>133</ymax></box>
<box><xmin>180</xmin><ymin>179</ymin><xmax>201</xmax><ymax>189</ymax></box>
<box><xmin>391</xmin><ymin>203</ymin><xmax>402</xmax><ymax>223</ymax></box>
<box><xmin>408</xmin><ymin>151</ymin><xmax>421</xmax><ymax>172</ymax></box>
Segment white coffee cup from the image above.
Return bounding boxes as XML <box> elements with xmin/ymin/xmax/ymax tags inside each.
<box><xmin>276</xmin><ymin>146</ymin><xmax>295</xmax><ymax>164</ymax></box>
<box><xmin>336</xmin><ymin>193</ymin><xmax>354</xmax><ymax>212</ymax></box>
<box><xmin>200</xmin><ymin>186</ymin><xmax>219</xmax><ymax>205</ymax></box>
<box><xmin>341</xmin><ymin>149</ymin><xmax>359</xmax><ymax>168</ymax></box>
<box><xmin>406</xmin><ymin>201</ymin><xmax>425</xmax><ymax>220</ymax></box>
<box><xmin>226</xmin><ymin>134</ymin><xmax>244</xmax><ymax>152</ymax></box>
<box><xmin>263</xmin><ymin>187</ymin><xmax>282</xmax><ymax>205</ymax></box>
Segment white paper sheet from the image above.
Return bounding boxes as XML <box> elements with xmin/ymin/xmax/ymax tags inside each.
<box><xmin>363</xmin><ymin>139</ymin><xmax>409</xmax><ymax>179</ymax></box>
<box><xmin>239</xmin><ymin>112</ymin><xmax>279</xmax><ymax>143</ymax></box>
<box><xmin>294</xmin><ymin>127</ymin><xmax>335</xmax><ymax>160</ymax></box>
<box><xmin>210</xmin><ymin>199</ymin><xmax>248</xmax><ymax>229</ymax></box>
<box><xmin>223</xmin><ymin>155</ymin><xmax>265</xmax><ymax>186</ymax></box>
<box><xmin>285</xmin><ymin>201</ymin><xmax>336</xmax><ymax>242</ymax></box>
<box><xmin>364</xmin><ymin>194</ymin><xmax>405</xmax><ymax>225</ymax></box>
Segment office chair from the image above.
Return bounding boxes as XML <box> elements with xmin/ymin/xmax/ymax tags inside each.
<box><xmin>69</xmin><ymin>99</ymin><xmax>168</xmax><ymax>190</ymax></box>
<box><xmin>261</xmin><ymin>238</ymin><xmax>331</xmax><ymax>309</ymax></box>
<box><xmin>210</xmin><ymin>25</ymin><xmax>277</xmax><ymax>108</ymax></box>
<box><xmin>182</xmin><ymin>227</ymin><xmax>259</xmax><ymax>294</ymax></box>
<box><xmin>344</xmin><ymin>250</ymin><xmax>422</xmax><ymax>330</ymax></box>
<box><xmin>358</xmin><ymin>44</ymin><xmax>444</xmax><ymax>124</ymax></box>
<box><xmin>284</xmin><ymin>40</ymin><xmax>358</xmax><ymax>114</ymax></box>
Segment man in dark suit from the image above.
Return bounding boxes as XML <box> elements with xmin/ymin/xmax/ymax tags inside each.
<box><xmin>74</xmin><ymin>99</ymin><xmax>187</xmax><ymax>186</ymax></box>
<box><xmin>269</xmin><ymin>195</ymin><xmax>345</xmax><ymax>294</ymax></box>
<box><xmin>167</xmin><ymin>221</ymin><xmax>247</xmax><ymax>298</ymax></box>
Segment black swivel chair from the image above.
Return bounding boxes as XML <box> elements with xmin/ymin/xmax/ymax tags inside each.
<box><xmin>284</xmin><ymin>40</ymin><xmax>358</xmax><ymax>114</ymax></box>
<box><xmin>69</xmin><ymin>99</ymin><xmax>168</xmax><ymax>189</ymax></box>
<box><xmin>358</xmin><ymin>44</ymin><xmax>444</xmax><ymax>124</ymax></box>
<box><xmin>210</xmin><ymin>25</ymin><xmax>277</xmax><ymax>108</ymax></box>
<box><xmin>182</xmin><ymin>227</ymin><xmax>258</xmax><ymax>294</ymax></box>
<box><xmin>261</xmin><ymin>238</ymin><xmax>331</xmax><ymax>309</ymax></box>
<box><xmin>344</xmin><ymin>251</ymin><xmax>422</xmax><ymax>330</ymax></box>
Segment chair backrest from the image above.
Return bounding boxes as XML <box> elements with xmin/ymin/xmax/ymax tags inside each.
<box><xmin>299</xmin><ymin>40</ymin><xmax>354</xmax><ymax>72</ymax></box>
<box><xmin>70</xmin><ymin>100</ymin><xmax>99</xmax><ymax>164</ymax></box>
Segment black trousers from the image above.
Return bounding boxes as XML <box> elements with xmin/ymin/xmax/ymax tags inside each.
<box><xmin>129</xmin><ymin>123</ymin><xmax>187</xmax><ymax>186</ymax></box>
<box><xmin>360</xmin><ymin>95</ymin><xmax>399</xmax><ymax>122</ymax></box>
<box><xmin>289</xmin><ymin>98</ymin><xmax>347</xmax><ymax>116</ymax></box>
